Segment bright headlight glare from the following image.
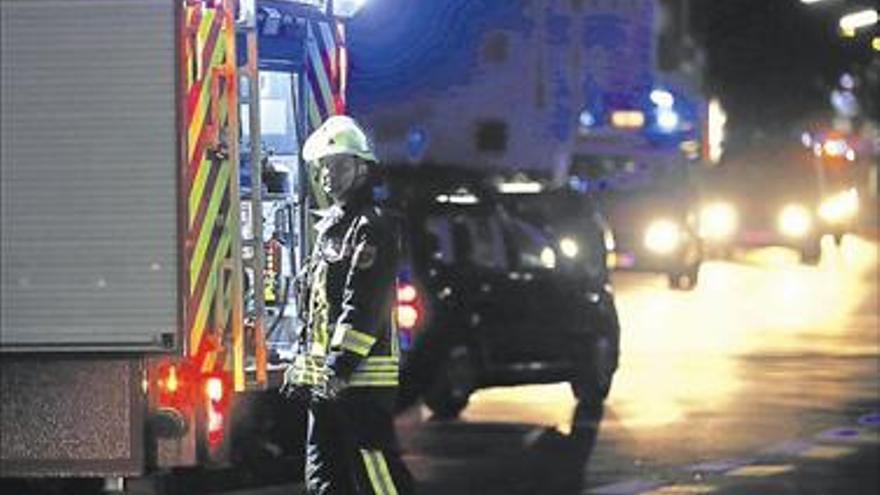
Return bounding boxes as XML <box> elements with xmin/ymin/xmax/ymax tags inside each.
<box><xmin>603</xmin><ymin>229</ymin><xmax>616</xmax><ymax>252</ymax></box>
<box><xmin>819</xmin><ymin>188</ymin><xmax>859</xmax><ymax>222</ymax></box>
<box><xmin>700</xmin><ymin>202</ymin><xmax>738</xmax><ymax>240</ymax></box>
<box><xmin>540</xmin><ymin>247</ymin><xmax>557</xmax><ymax>269</ymax></box>
<box><xmin>559</xmin><ymin>237</ymin><xmax>579</xmax><ymax>258</ymax></box>
<box><xmin>644</xmin><ymin>219</ymin><xmax>681</xmax><ymax>254</ymax></box>
<box><xmin>778</xmin><ymin>204</ymin><xmax>812</xmax><ymax>237</ymax></box>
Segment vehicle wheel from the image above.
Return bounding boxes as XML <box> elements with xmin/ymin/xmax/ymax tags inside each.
<box><xmin>800</xmin><ymin>242</ymin><xmax>821</xmax><ymax>265</ymax></box>
<box><xmin>570</xmin><ymin>336</ymin><xmax>617</xmax><ymax>402</ymax></box>
<box><xmin>668</xmin><ymin>269</ymin><xmax>697</xmax><ymax>290</ymax></box>
<box><xmin>424</xmin><ymin>346</ymin><xmax>475</xmax><ymax>420</ymax></box>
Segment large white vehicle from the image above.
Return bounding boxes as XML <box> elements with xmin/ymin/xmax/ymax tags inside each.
<box><xmin>1</xmin><ymin>0</ymin><xmax>365</xmax><ymax>488</ymax></box>
<box><xmin>354</xmin><ymin>0</ymin><xmax>709</xmax><ymax>288</ymax></box>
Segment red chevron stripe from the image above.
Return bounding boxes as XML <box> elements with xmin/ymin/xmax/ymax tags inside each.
<box><xmin>199</xmin><ymin>17</ymin><xmax>223</xmax><ymax>86</ymax></box>
<box><xmin>187</xmin><ymin>4</ymin><xmax>203</xmax><ymax>35</ymax></box>
<box><xmin>187</xmin><ymin>119</ymin><xmax>214</xmax><ymax>183</ymax></box>
<box><xmin>186</xmin><ymin>78</ymin><xmax>204</xmax><ymax>123</ymax></box>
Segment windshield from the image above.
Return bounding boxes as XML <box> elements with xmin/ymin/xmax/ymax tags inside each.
<box><xmin>571</xmin><ymin>153</ymin><xmax>688</xmax><ymax>193</ymax></box>
<box><xmin>240</xmin><ymin>71</ymin><xmax>299</xmax><ymax>155</ymax></box>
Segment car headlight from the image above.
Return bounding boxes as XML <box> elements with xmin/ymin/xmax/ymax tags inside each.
<box><xmin>778</xmin><ymin>204</ymin><xmax>812</xmax><ymax>237</ymax></box>
<box><xmin>540</xmin><ymin>247</ymin><xmax>557</xmax><ymax>269</ymax></box>
<box><xmin>644</xmin><ymin>219</ymin><xmax>681</xmax><ymax>254</ymax></box>
<box><xmin>818</xmin><ymin>188</ymin><xmax>859</xmax><ymax>223</ymax></box>
<box><xmin>559</xmin><ymin>237</ymin><xmax>579</xmax><ymax>258</ymax></box>
<box><xmin>699</xmin><ymin>201</ymin><xmax>738</xmax><ymax>240</ymax></box>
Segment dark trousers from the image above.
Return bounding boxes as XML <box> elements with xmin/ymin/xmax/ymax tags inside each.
<box><xmin>306</xmin><ymin>389</ymin><xmax>415</xmax><ymax>495</ymax></box>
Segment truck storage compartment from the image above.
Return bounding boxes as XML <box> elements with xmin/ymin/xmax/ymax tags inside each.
<box><xmin>0</xmin><ymin>0</ymin><xmax>180</xmax><ymax>351</ymax></box>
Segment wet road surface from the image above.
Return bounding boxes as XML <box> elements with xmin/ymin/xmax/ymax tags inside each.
<box><xmin>193</xmin><ymin>236</ymin><xmax>879</xmax><ymax>495</ymax></box>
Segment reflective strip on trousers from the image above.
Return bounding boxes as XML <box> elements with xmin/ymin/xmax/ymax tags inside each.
<box><xmin>330</xmin><ymin>325</ymin><xmax>377</xmax><ymax>357</ymax></box>
<box><xmin>359</xmin><ymin>449</ymin><xmax>399</xmax><ymax>495</ymax></box>
<box><xmin>349</xmin><ymin>355</ymin><xmax>399</xmax><ymax>387</ymax></box>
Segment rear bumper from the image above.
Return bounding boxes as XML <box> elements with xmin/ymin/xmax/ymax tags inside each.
<box><xmin>611</xmin><ymin>239</ymin><xmax>700</xmax><ymax>273</ymax></box>
<box><xmin>0</xmin><ymin>355</ymin><xmax>146</xmax><ymax>477</ymax></box>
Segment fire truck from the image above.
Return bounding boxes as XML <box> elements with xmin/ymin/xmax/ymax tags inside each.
<box><xmin>1</xmin><ymin>0</ymin><xmax>364</xmax><ymax>487</ymax></box>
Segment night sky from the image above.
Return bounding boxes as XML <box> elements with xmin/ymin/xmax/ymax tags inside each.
<box><xmin>691</xmin><ymin>0</ymin><xmax>878</xmax><ymax>139</ymax></box>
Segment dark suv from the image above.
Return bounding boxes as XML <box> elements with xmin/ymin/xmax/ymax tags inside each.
<box><xmin>385</xmin><ymin>167</ymin><xmax>620</xmax><ymax>419</ymax></box>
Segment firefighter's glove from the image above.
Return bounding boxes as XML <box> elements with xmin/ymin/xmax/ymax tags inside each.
<box><xmin>279</xmin><ymin>365</ymin><xmax>311</xmax><ymax>403</ymax></box>
<box><xmin>311</xmin><ymin>369</ymin><xmax>348</xmax><ymax>403</ymax></box>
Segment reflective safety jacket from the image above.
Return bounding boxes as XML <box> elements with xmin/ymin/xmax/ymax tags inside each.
<box><xmin>301</xmin><ymin>197</ymin><xmax>401</xmax><ymax>389</ymax></box>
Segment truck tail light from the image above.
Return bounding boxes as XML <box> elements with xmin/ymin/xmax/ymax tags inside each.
<box><xmin>204</xmin><ymin>373</ymin><xmax>231</xmax><ymax>450</ymax></box>
<box><xmin>155</xmin><ymin>362</ymin><xmax>198</xmax><ymax>411</ymax></box>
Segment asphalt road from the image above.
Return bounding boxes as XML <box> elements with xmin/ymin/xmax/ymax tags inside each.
<box><xmin>169</xmin><ymin>236</ymin><xmax>880</xmax><ymax>495</ymax></box>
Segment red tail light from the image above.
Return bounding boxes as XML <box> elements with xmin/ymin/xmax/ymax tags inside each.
<box><xmin>203</xmin><ymin>373</ymin><xmax>231</xmax><ymax>450</ymax></box>
<box><xmin>396</xmin><ymin>282</ymin><xmax>421</xmax><ymax>330</ymax></box>
<box><xmin>151</xmin><ymin>360</ymin><xmax>232</xmax><ymax>449</ymax></box>
<box><xmin>155</xmin><ymin>362</ymin><xmax>198</xmax><ymax>410</ymax></box>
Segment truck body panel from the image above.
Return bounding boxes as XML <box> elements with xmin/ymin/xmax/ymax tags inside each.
<box><xmin>1</xmin><ymin>0</ymin><xmax>180</xmax><ymax>352</ymax></box>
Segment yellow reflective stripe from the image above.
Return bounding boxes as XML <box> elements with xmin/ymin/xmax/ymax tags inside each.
<box><xmin>331</xmin><ymin>326</ymin><xmax>377</xmax><ymax>357</ymax></box>
<box><xmin>357</xmin><ymin>362</ymin><xmax>398</xmax><ymax>373</ymax></box>
<box><xmin>360</xmin><ymin>449</ymin><xmax>386</xmax><ymax>495</ymax></box>
<box><xmin>349</xmin><ymin>375</ymin><xmax>399</xmax><ymax>387</ymax></box>
<box><xmin>359</xmin><ymin>449</ymin><xmax>398</xmax><ymax>495</ymax></box>
<box><xmin>374</xmin><ymin>451</ymin><xmax>399</xmax><ymax>495</ymax></box>
<box><xmin>362</xmin><ymin>356</ymin><xmax>399</xmax><ymax>365</ymax></box>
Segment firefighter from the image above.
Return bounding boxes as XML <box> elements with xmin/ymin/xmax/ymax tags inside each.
<box><xmin>281</xmin><ymin>115</ymin><xmax>415</xmax><ymax>495</ymax></box>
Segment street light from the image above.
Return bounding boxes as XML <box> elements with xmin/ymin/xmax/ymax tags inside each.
<box><xmin>333</xmin><ymin>0</ymin><xmax>368</xmax><ymax>18</ymax></box>
<box><xmin>839</xmin><ymin>9</ymin><xmax>878</xmax><ymax>37</ymax></box>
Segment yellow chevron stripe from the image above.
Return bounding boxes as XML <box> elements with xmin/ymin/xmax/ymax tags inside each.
<box><xmin>189</xmin><ymin>67</ymin><xmax>229</xmax><ymax>227</ymax></box>
<box><xmin>187</xmin><ymin>33</ymin><xmax>226</xmax><ymax>165</ymax></box>
<box><xmin>189</xmin><ymin>154</ymin><xmax>211</xmax><ymax>225</ymax></box>
<box><xmin>198</xmin><ymin>8</ymin><xmax>214</xmax><ymax>50</ymax></box>
<box><xmin>190</xmin><ymin>220</ymin><xmax>231</xmax><ymax>354</ymax></box>
<box><xmin>189</xmin><ymin>162</ymin><xmax>230</xmax><ymax>291</ymax></box>
<box><xmin>204</xmin><ymin>213</ymin><xmax>236</xmax><ymax>374</ymax></box>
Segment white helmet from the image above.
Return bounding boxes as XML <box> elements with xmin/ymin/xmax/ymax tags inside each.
<box><xmin>302</xmin><ymin>115</ymin><xmax>377</xmax><ymax>164</ymax></box>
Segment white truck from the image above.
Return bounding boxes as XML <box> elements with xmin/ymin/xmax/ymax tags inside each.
<box><xmin>354</xmin><ymin>0</ymin><xmax>708</xmax><ymax>288</ymax></box>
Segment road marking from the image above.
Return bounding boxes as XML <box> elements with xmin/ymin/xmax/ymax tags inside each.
<box><xmin>684</xmin><ymin>458</ymin><xmax>751</xmax><ymax>473</ymax></box>
<box><xmin>587</xmin><ymin>479</ymin><xmax>665</xmax><ymax>494</ymax></box>
<box><xmin>643</xmin><ymin>484</ymin><xmax>717</xmax><ymax>494</ymax></box>
<box><xmin>642</xmin><ymin>485</ymin><xmax>717</xmax><ymax>494</ymax></box>
<box><xmin>816</xmin><ymin>427</ymin><xmax>880</xmax><ymax>444</ymax></box>
<box><xmin>761</xmin><ymin>439</ymin><xmax>813</xmax><ymax>456</ymax></box>
<box><xmin>726</xmin><ymin>464</ymin><xmax>794</xmax><ymax>477</ymax></box>
<box><xmin>798</xmin><ymin>445</ymin><xmax>856</xmax><ymax>460</ymax></box>
<box><xmin>857</xmin><ymin>412</ymin><xmax>880</xmax><ymax>426</ymax></box>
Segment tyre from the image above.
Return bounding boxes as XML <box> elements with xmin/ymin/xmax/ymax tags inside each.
<box><xmin>800</xmin><ymin>240</ymin><xmax>821</xmax><ymax>265</ymax></box>
<box><xmin>668</xmin><ymin>268</ymin><xmax>697</xmax><ymax>290</ymax></box>
<box><xmin>570</xmin><ymin>296</ymin><xmax>619</xmax><ymax>401</ymax></box>
<box><xmin>423</xmin><ymin>346</ymin><xmax>476</xmax><ymax>420</ymax></box>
